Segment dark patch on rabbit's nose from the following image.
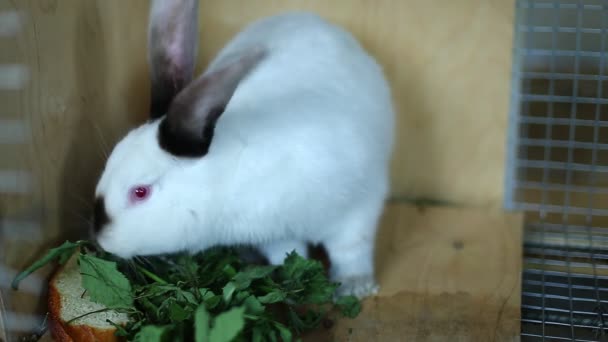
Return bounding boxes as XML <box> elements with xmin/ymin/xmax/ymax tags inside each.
<box><xmin>93</xmin><ymin>196</ymin><xmax>110</xmax><ymax>234</ymax></box>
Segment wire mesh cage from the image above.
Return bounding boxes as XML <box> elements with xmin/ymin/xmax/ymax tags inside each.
<box><xmin>505</xmin><ymin>0</ymin><xmax>608</xmax><ymax>340</ymax></box>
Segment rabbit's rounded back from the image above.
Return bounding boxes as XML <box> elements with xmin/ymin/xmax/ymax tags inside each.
<box><xmin>93</xmin><ymin>1</ymin><xmax>394</xmax><ymax>265</ymax></box>
<box><xmin>201</xmin><ymin>12</ymin><xmax>395</xmax><ymax>239</ymax></box>
<box><xmin>208</xmin><ymin>12</ymin><xmax>394</xmax><ymax>166</ymax></box>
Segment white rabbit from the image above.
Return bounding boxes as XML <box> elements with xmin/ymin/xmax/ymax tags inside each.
<box><xmin>93</xmin><ymin>0</ymin><xmax>395</xmax><ymax>298</ymax></box>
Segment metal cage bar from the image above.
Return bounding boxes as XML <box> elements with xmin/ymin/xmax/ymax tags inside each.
<box><xmin>507</xmin><ymin>0</ymin><xmax>608</xmax><ymax>340</ymax></box>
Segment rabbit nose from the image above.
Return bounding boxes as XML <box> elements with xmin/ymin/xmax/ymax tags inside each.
<box><xmin>93</xmin><ymin>196</ymin><xmax>110</xmax><ymax>235</ymax></box>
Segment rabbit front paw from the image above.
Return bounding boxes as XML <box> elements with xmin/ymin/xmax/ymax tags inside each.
<box><xmin>334</xmin><ymin>274</ymin><xmax>379</xmax><ymax>300</ymax></box>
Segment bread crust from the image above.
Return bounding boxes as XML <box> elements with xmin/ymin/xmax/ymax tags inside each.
<box><xmin>47</xmin><ymin>260</ymin><xmax>126</xmax><ymax>342</ymax></box>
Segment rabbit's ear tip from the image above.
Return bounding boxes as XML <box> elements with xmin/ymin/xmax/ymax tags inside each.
<box><xmin>148</xmin><ymin>0</ymin><xmax>200</xmax><ymax>119</ymax></box>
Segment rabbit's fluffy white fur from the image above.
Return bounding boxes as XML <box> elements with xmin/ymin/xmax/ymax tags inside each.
<box><xmin>94</xmin><ymin>3</ymin><xmax>394</xmax><ymax>298</ymax></box>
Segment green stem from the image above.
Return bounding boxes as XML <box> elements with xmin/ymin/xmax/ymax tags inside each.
<box><xmin>65</xmin><ymin>308</ymin><xmax>113</xmax><ymax>325</ymax></box>
<box><xmin>65</xmin><ymin>307</ymin><xmax>138</xmax><ymax>325</ymax></box>
<box><xmin>135</xmin><ymin>264</ymin><xmax>168</xmax><ymax>285</ymax></box>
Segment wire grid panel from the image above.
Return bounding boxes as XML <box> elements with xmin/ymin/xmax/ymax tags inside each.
<box><xmin>505</xmin><ymin>0</ymin><xmax>608</xmax><ymax>341</ymax></box>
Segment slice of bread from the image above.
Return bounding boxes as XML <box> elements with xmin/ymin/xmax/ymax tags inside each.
<box><xmin>48</xmin><ymin>253</ymin><xmax>129</xmax><ymax>342</ymax></box>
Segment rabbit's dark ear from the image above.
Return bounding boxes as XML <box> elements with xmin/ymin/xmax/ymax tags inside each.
<box><xmin>158</xmin><ymin>47</ymin><xmax>266</xmax><ymax>157</ymax></box>
<box><xmin>148</xmin><ymin>0</ymin><xmax>199</xmax><ymax>119</ymax></box>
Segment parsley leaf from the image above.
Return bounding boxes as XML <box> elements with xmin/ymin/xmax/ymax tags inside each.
<box><xmin>232</xmin><ymin>265</ymin><xmax>277</xmax><ymax>290</ymax></box>
<box><xmin>134</xmin><ymin>325</ymin><xmax>170</xmax><ymax>342</ymax></box>
<box><xmin>242</xmin><ymin>295</ymin><xmax>264</xmax><ymax>315</ymax></box>
<box><xmin>274</xmin><ymin>322</ymin><xmax>293</xmax><ymax>342</ymax></box>
<box><xmin>195</xmin><ymin>304</ymin><xmax>211</xmax><ymax>342</ymax></box>
<box><xmin>169</xmin><ymin>302</ymin><xmax>190</xmax><ymax>322</ymax></box>
<box><xmin>279</xmin><ymin>252</ymin><xmax>338</xmax><ymax>304</ymax></box>
<box><xmin>258</xmin><ymin>290</ymin><xmax>286</xmax><ymax>304</ymax></box>
<box><xmin>222</xmin><ymin>282</ymin><xmax>237</xmax><ymax>303</ymax></box>
<box><xmin>209</xmin><ymin>306</ymin><xmax>245</xmax><ymax>342</ymax></box>
<box><xmin>335</xmin><ymin>295</ymin><xmax>362</xmax><ymax>318</ymax></box>
<box><xmin>79</xmin><ymin>254</ymin><xmax>133</xmax><ymax>308</ymax></box>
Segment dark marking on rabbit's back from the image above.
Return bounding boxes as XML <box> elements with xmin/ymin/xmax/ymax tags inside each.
<box><xmin>93</xmin><ymin>196</ymin><xmax>110</xmax><ymax>234</ymax></box>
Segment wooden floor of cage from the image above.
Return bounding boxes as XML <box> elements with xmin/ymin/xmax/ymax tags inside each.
<box><xmin>299</xmin><ymin>203</ymin><xmax>523</xmax><ymax>342</ymax></box>
<box><xmin>34</xmin><ymin>203</ymin><xmax>522</xmax><ymax>342</ymax></box>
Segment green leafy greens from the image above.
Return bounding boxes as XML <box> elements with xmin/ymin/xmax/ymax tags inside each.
<box><xmin>13</xmin><ymin>242</ymin><xmax>362</xmax><ymax>341</ymax></box>
<box><xmin>79</xmin><ymin>254</ymin><xmax>134</xmax><ymax>308</ymax></box>
<box><xmin>11</xmin><ymin>240</ymin><xmax>87</xmax><ymax>290</ymax></box>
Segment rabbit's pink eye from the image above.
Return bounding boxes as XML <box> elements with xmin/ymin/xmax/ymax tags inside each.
<box><xmin>129</xmin><ymin>185</ymin><xmax>151</xmax><ymax>203</ymax></box>
<box><xmin>134</xmin><ymin>187</ymin><xmax>148</xmax><ymax>198</ymax></box>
